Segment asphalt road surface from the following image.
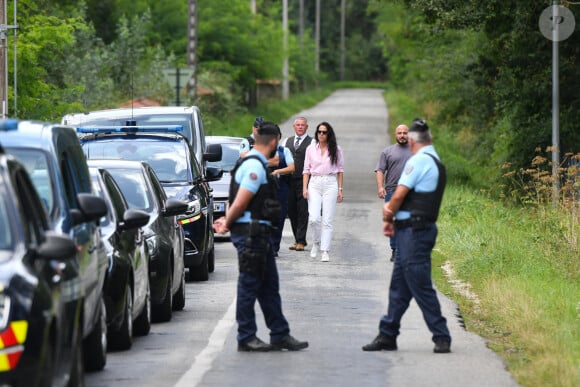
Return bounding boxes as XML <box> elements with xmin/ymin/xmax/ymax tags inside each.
<box><xmin>86</xmin><ymin>89</ymin><xmax>518</xmax><ymax>387</ymax></box>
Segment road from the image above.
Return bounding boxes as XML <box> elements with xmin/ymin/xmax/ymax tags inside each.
<box><xmin>86</xmin><ymin>89</ymin><xmax>518</xmax><ymax>387</ymax></box>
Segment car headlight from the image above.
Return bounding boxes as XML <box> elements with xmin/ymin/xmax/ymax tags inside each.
<box><xmin>146</xmin><ymin>235</ymin><xmax>160</xmax><ymax>257</ymax></box>
<box><xmin>0</xmin><ymin>294</ymin><xmax>11</xmax><ymax>330</ymax></box>
<box><xmin>177</xmin><ymin>198</ymin><xmax>201</xmax><ymax>223</ymax></box>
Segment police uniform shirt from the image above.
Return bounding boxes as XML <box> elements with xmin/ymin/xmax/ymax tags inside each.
<box><xmin>281</xmin><ymin>146</ymin><xmax>294</xmax><ymax>166</ymax></box>
<box><xmin>395</xmin><ymin>145</ymin><xmax>440</xmax><ymax>220</ymax></box>
<box><xmin>234</xmin><ymin>149</ymin><xmax>269</xmax><ymax>224</ymax></box>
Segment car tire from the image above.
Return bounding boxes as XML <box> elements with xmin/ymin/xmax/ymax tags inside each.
<box><xmin>188</xmin><ymin>252</ymin><xmax>209</xmax><ymax>282</ymax></box>
<box><xmin>108</xmin><ymin>284</ymin><xmax>133</xmax><ymax>351</ymax></box>
<box><xmin>173</xmin><ymin>268</ymin><xmax>186</xmax><ymax>311</ymax></box>
<box><xmin>152</xmin><ymin>268</ymin><xmax>173</xmax><ymax>323</ymax></box>
<box><xmin>208</xmin><ymin>246</ymin><xmax>215</xmax><ymax>273</ymax></box>
<box><xmin>133</xmin><ymin>281</ymin><xmax>151</xmax><ymax>336</ymax></box>
<box><xmin>83</xmin><ymin>297</ymin><xmax>107</xmax><ymax>371</ymax></box>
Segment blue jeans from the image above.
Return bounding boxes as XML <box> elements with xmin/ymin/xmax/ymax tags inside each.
<box><xmin>378</xmin><ymin>224</ymin><xmax>451</xmax><ymax>342</ymax></box>
<box><xmin>385</xmin><ymin>189</ymin><xmax>396</xmax><ymax>250</ymax></box>
<box><xmin>231</xmin><ymin>232</ymin><xmax>290</xmax><ymax>343</ymax></box>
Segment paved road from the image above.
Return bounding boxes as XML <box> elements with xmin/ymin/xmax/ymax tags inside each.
<box><xmin>87</xmin><ymin>89</ymin><xmax>518</xmax><ymax>387</ymax></box>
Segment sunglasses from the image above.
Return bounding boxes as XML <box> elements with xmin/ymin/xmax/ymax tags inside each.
<box><xmin>316</xmin><ymin>130</ymin><xmax>328</xmax><ymax>135</ymax></box>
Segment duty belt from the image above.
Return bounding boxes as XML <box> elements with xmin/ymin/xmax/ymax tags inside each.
<box><xmin>394</xmin><ymin>216</ymin><xmax>434</xmax><ymax>230</ymax></box>
<box><xmin>230</xmin><ymin>220</ymin><xmax>273</xmax><ymax>236</ymax></box>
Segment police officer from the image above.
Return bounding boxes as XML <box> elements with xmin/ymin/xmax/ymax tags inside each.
<box><xmin>213</xmin><ymin>121</ymin><xmax>308</xmax><ymax>352</ymax></box>
<box><xmin>362</xmin><ymin>118</ymin><xmax>452</xmax><ymax>354</ymax></box>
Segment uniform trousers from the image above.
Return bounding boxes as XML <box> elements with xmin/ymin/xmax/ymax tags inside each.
<box><xmin>231</xmin><ymin>232</ymin><xmax>290</xmax><ymax>343</ymax></box>
<box><xmin>288</xmin><ymin>177</ymin><xmax>308</xmax><ymax>245</ymax></box>
<box><xmin>271</xmin><ymin>178</ymin><xmax>290</xmax><ymax>253</ymax></box>
<box><xmin>378</xmin><ymin>224</ymin><xmax>451</xmax><ymax>342</ymax></box>
<box><xmin>307</xmin><ymin>175</ymin><xmax>339</xmax><ymax>252</ymax></box>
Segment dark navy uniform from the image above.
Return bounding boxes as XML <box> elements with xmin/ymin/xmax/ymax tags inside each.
<box><xmin>379</xmin><ymin>145</ymin><xmax>451</xmax><ymax>344</ymax></box>
<box><xmin>228</xmin><ymin>149</ymin><xmax>290</xmax><ymax>344</ymax></box>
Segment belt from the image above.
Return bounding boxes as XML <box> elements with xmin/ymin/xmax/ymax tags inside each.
<box><xmin>230</xmin><ymin>221</ymin><xmax>273</xmax><ymax>236</ymax></box>
<box><xmin>394</xmin><ymin>216</ymin><xmax>435</xmax><ymax>229</ymax></box>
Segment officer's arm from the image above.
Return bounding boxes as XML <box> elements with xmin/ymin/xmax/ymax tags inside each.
<box><xmin>383</xmin><ymin>185</ymin><xmax>410</xmax><ymax>222</ymax></box>
<box><xmin>225</xmin><ymin>188</ymin><xmax>254</xmax><ymax>229</ymax></box>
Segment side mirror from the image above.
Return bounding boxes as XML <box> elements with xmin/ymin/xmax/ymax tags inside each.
<box><xmin>74</xmin><ymin>193</ymin><xmax>108</xmax><ymax>225</ymax></box>
<box><xmin>204</xmin><ymin>143</ymin><xmax>222</xmax><ymax>162</ymax></box>
<box><xmin>119</xmin><ymin>209</ymin><xmax>150</xmax><ymax>231</ymax></box>
<box><xmin>37</xmin><ymin>232</ymin><xmax>77</xmax><ymax>260</ymax></box>
<box><xmin>164</xmin><ymin>198</ymin><xmax>189</xmax><ymax>217</ymax></box>
<box><xmin>205</xmin><ymin>166</ymin><xmax>223</xmax><ymax>182</ymax></box>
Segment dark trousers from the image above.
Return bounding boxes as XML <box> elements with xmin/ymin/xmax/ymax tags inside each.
<box><xmin>272</xmin><ymin>179</ymin><xmax>290</xmax><ymax>253</ymax></box>
<box><xmin>378</xmin><ymin>224</ymin><xmax>451</xmax><ymax>342</ymax></box>
<box><xmin>231</xmin><ymin>232</ymin><xmax>290</xmax><ymax>343</ymax></box>
<box><xmin>288</xmin><ymin>177</ymin><xmax>308</xmax><ymax>244</ymax></box>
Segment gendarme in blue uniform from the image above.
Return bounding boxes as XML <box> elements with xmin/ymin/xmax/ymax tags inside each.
<box><xmin>378</xmin><ymin>142</ymin><xmax>451</xmax><ymax>347</ymax></box>
<box><xmin>229</xmin><ymin>149</ymin><xmax>291</xmax><ymax>345</ymax></box>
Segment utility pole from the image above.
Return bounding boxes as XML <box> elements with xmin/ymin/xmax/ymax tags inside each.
<box><xmin>0</xmin><ymin>0</ymin><xmax>7</xmax><ymax>118</ymax></box>
<box><xmin>187</xmin><ymin>0</ymin><xmax>198</xmax><ymax>100</ymax></box>
<box><xmin>282</xmin><ymin>0</ymin><xmax>289</xmax><ymax>100</ymax></box>
<box><xmin>315</xmin><ymin>0</ymin><xmax>320</xmax><ymax>77</ymax></box>
<box><xmin>250</xmin><ymin>0</ymin><xmax>256</xmax><ymax>14</ymax></box>
<box><xmin>298</xmin><ymin>0</ymin><xmax>304</xmax><ymax>46</ymax></box>
<box><xmin>340</xmin><ymin>0</ymin><xmax>346</xmax><ymax>81</ymax></box>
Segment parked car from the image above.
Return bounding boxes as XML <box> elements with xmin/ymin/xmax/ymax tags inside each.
<box><xmin>61</xmin><ymin>105</ymin><xmax>222</xmax><ymax>173</ymax></box>
<box><xmin>0</xmin><ymin>120</ymin><xmax>109</xmax><ymax>371</ymax></box>
<box><xmin>87</xmin><ymin>159</ymin><xmax>188</xmax><ymax>322</ymax></box>
<box><xmin>0</xmin><ymin>127</ymin><xmax>84</xmax><ymax>386</ymax></box>
<box><xmin>77</xmin><ymin>126</ymin><xmax>222</xmax><ymax>281</ymax></box>
<box><xmin>205</xmin><ymin>136</ymin><xmax>244</xmax><ymax>239</ymax></box>
<box><xmin>89</xmin><ymin>166</ymin><xmax>151</xmax><ymax>350</ymax></box>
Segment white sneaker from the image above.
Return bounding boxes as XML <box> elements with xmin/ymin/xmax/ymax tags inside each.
<box><xmin>321</xmin><ymin>251</ymin><xmax>330</xmax><ymax>262</ymax></box>
<box><xmin>310</xmin><ymin>243</ymin><xmax>319</xmax><ymax>258</ymax></box>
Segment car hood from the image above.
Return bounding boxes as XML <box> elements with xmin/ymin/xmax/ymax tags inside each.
<box><xmin>209</xmin><ymin>173</ymin><xmax>231</xmax><ymax>199</ymax></box>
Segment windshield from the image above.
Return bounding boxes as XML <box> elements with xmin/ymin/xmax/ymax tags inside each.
<box><xmin>6</xmin><ymin>148</ymin><xmax>54</xmax><ymax>214</ymax></box>
<box><xmin>84</xmin><ymin>139</ymin><xmax>191</xmax><ymax>183</ymax></box>
<box><xmin>207</xmin><ymin>142</ymin><xmax>240</xmax><ymax>172</ymax></box>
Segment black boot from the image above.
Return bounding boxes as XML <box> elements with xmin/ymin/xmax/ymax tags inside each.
<box><xmin>362</xmin><ymin>333</ymin><xmax>397</xmax><ymax>351</ymax></box>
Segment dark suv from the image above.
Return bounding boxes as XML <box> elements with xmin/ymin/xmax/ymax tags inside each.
<box><xmin>0</xmin><ymin>120</ymin><xmax>109</xmax><ymax>371</ymax></box>
<box><xmin>0</xmin><ymin>140</ymin><xmax>84</xmax><ymax>386</ymax></box>
<box><xmin>77</xmin><ymin>126</ymin><xmax>222</xmax><ymax>281</ymax></box>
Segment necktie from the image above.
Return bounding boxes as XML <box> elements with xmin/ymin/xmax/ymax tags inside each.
<box><xmin>295</xmin><ymin>136</ymin><xmax>301</xmax><ymax>148</ymax></box>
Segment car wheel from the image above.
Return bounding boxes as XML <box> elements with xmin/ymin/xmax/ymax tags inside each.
<box><xmin>152</xmin><ymin>268</ymin><xmax>173</xmax><ymax>323</ymax></box>
<box><xmin>172</xmin><ymin>267</ymin><xmax>186</xmax><ymax>311</ymax></box>
<box><xmin>208</xmin><ymin>246</ymin><xmax>215</xmax><ymax>273</ymax></box>
<box><xmin>83</xmin><ymin>297</ymin><xmax>107</xmax><ymax>371</ymax></box>
<box><xmin>68</xmin><ymin>322</ymin><xmax>85</xmax><ymax>387</ymax></box>
<box><xmin>108</xmin><ymin>284</ymin><xmax>133</xmax><ymax>351</ymax></box>
<box><xmin>188</xmin><ymin>252</ymin><xmax>209</xmax><ymax>282</ymax></box>
<box><xmin>134</xmin><ymin>281</ymin><xmax>151</xmax><ymax>336</ymax></box>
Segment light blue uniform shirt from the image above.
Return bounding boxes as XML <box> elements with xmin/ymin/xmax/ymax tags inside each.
<box><xmin>234</xmin><ymin>149</ymin><xmax>268</xmax><ymax>224</ymax></box>
<box><xmin>395</xmin><ymin>145</ymin><xmax>440</xmax><ymax>220</ymax></box>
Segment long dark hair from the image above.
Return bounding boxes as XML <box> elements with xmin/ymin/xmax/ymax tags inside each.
<box><xmin>315</xmin><ymin>121</ymin><xmax>339</xmax><ymax>165</ymax></box>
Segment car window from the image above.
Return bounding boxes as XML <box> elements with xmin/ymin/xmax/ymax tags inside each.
<box><xmin>13</xmin><ymin>170</ymin><xmax>49</xmax><ymax>247</ymax></box>
<box><xmin>207</xmin><ymin>142</ymin><xmax>240</xmax><ymax>171</ymax></box>
<box><xmin>5</xmin><ymin>148</ymin><xmax>54</xmax><ymax>214</ymax></box>
<box><xmin>90</xmin><ymin>175</ymin><xmax>113</xmax><ymax>229</ymax></box>
<box><xmin>0</xmin><ymin>190</ymin><xmax>12</xmax><ymax>249</ymax></box>
<box><xmin>107</xmin><ymin>168</ymin><xmax>153</xmax><ymax>212</ymax></box>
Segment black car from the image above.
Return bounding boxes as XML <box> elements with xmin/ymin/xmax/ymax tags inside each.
<box><xmin>78</xmin><ymin>126</ymin><xmax>222</xmax><ymax>281</ymax></box>
<box><xmin>0</xmin><ymin>120</ymin><xmax>109</xmax><ymax>371</ymax></box>
<box><xmin>0</xmin><ymin>139</ymin><xmax>84</xmax><ymax>386</ymax></box>
<box><xmin>87</xmin><ymin>159</ymin><xmax>188</xmax><ymax>322</ymax></box>
<box><xmin>89</xmin><ymin>166</ymin><xmax>152</xmax><ymax>350</ymax></box>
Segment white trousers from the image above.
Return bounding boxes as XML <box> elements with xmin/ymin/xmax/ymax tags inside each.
<box><xmin>307</xmin><ymin>175</ymin><xmax>338</xmax><ymax>252</ymax></box>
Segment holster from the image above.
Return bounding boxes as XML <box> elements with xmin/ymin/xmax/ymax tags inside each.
<box><xmin>239</xmin><ymin>235</ymin><xmax>270</xmax><ymax>279</ymax></box>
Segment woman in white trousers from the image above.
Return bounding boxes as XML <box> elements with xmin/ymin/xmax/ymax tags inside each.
<box><xmin>302</xmin><ymin>122</ymin><xmax>344</xmax><ymax>262</ymax></box>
